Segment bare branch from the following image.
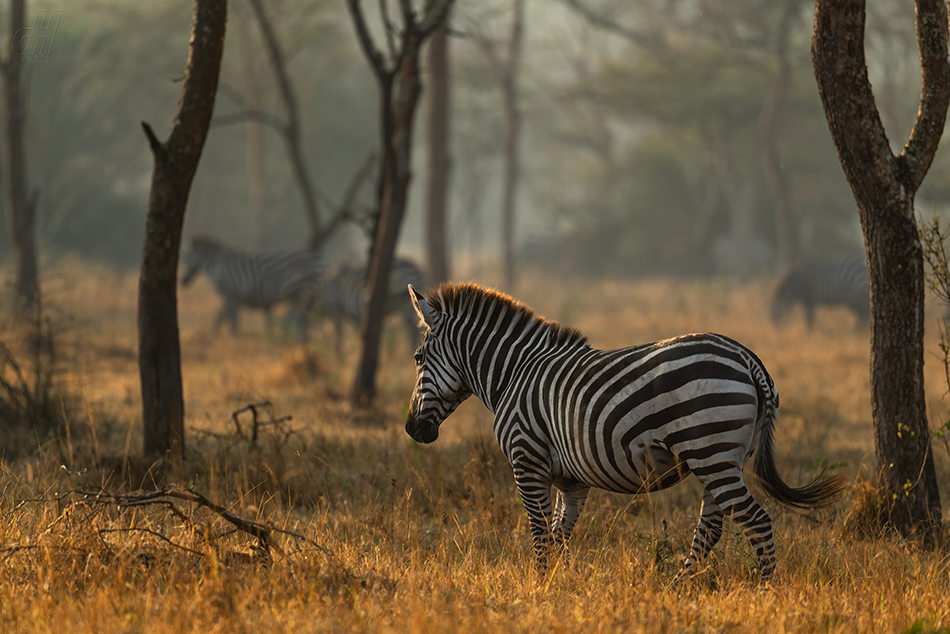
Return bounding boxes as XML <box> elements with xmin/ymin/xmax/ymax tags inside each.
<box><xmin>381</xmin><ymin>0</ymin><xmax>399</xmax><ymax>60</ymax></box>
<box><xmin>97</xmin><ymin>527</ymin><xmax>205</xmax><ymax>557</ymax></box>
<box><xmin>900</xmin><ymin>0</ymin><xmax>950</xmax><ymax>191</ymax></box>
<box><xmin>417</xmin><ymin>0</ymin><xmax>455</xmax><ymax>37</ymax></box>
<box><xmin>210</xmin><ymin>110</ymin><xmax>286</xmax><ymax>132</ymax></box>
<box><xmin>347</xmin><ymin>0</ymin><xmax>390</xmax><ymax>78</ymax></box>
<box><xmin>557</xmin><ymin>0</ymin><xmax>660</xmax><ymax>49</ymax></box>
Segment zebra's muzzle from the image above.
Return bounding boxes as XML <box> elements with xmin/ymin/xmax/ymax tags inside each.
<box><xmin>406</xmin><ymin>417</ymin><xmax>439</xmax><ymax>443</ymax></box>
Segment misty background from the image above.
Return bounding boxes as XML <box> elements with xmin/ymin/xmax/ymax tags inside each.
<box><xmin>0</xmin><ymin>0</ymin><xmax>943</xmax><ymax>281</ymax></box>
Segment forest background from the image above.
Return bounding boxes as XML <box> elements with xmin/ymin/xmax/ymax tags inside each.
<box><xmin>0</xmin><ymin>0</ymin><xmax>938</xmax><ymax>278</ymax></box>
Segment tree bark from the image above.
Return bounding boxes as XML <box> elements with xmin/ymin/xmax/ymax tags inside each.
<box><xmin>2</xmin><ymin>0</ymin><xmax>38</xmax><ymax>312</ymax></box>
<box><xmin>423</xmin><ymin>19</ymin><xmax>452</xmax><ymax>285</ymax></box>
<box><xmin>812</xmin><ymin>0</ymin><xmax>948</xmax><ymax>538</ymax></box>
<box><xmin>139</xmin><ymin>0</ymin><xmax>226</xmax><ymax>469</ymax></box>
<box><xmin>346</xmin><ymin>0</ymin><xmax>454</xmax><ymax>405</ymax></box>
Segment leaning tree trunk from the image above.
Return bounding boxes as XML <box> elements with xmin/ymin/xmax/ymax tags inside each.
<box><xmin>1</xmin><ymin>0</ymin><xmax>38</xmax><ymax>313</ymax></box>
<box><xmin>139</xmin><ymin>0</ymin><xmax>226</xmax><ymax>469</ymax></box>
<box><xmin>812</xmin><ymin>0</ymin><xmax>948</xmax><ymax>538</ymax></box>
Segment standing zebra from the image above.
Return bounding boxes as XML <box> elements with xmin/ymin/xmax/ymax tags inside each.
<box><xmin>405</xmin><ymin>282</ymin><xmax>844</xmax><ymax>584</ymax></box>
<box><xmin>771</xmin><ymin>255</ymin><xmax>869</xmax><ymax>328</ymax></box>
<box><xmin>180</xmin><ymin>235</ymin><xmax>325</xmax><ymax>337</ymax></box>
<box><xmin>312</xmin><ymin>257</ymin><xmax>426</xmax><ymax>354</ymax></box>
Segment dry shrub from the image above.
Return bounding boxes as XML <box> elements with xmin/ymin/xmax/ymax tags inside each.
<box><xmin>840</xmin><ymin>476</ymin><xmax>934</xmax><ymax>544</ymax></box>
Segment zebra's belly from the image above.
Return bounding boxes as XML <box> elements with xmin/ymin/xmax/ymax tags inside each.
<box><xmin>557</xmin><ymin>440</ymin><xmax>688</xmax><ymax>494</ymax></box>
<box><xmin>553</xmin><ymin>405</ymin><xmax>757</xmax><ymax>495</ymax></box>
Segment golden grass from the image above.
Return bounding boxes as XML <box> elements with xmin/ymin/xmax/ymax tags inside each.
<box><xmin>2</xmin><ymin>261</ymin><xmax>950</xmax><ymax>633</ymax></box>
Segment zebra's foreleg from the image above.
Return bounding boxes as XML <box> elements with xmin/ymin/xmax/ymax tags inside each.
<box><xmin>676</xmin><ymin>488</ymin><xmax>724</xmax><ymax>583</ymax></box>
<box><xmin>513</xmin><ymin>466</ymin><xmax>556</xmax><ymax>573</ymax></box>
<box><xmin>215</xmin><ymin>299</ymin><xmax>240</xmax><ymax>335</ymax></box>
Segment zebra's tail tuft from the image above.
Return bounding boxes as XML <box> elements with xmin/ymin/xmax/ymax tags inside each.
<box><xmin>752</xmin><ymin>371</ymin><xmax>847</xmax><ymax>510</ymax></box>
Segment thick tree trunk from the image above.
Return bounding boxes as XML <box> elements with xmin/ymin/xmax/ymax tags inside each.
<box><xmin>423</xmin><ymin>21</ymin><xmax>452</xmax><ymax>285</ymax></box>
<box><xmin>812</xmin><ymin>0</ymin><xmax>948</xmax><ymax>538</ymax></box>
<box><xmin>140</xmin><ymin>0</ymin><xmax>226</xmax><ymax>468</ymax></box>
<box><xmin>2</xmin><ymin>0</ymin><xmax>38</xmax><ymax>312</ymax></box>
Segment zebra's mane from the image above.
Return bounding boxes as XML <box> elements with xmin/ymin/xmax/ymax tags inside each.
<box><xmin>425</xmin><ymin>282</ymin><xmax>590</xmax><ymax>348</ymax></box>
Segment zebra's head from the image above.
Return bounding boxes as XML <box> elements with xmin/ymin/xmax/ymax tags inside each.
<box><xmin>180</xmin><ymin>236</ymin><xmax>218</xmax><ymax>286</ymax></box>
<box><xmin>405</xmin><ymin>285</ymin><xmax>471</xmax><ymax>444</ymax></box>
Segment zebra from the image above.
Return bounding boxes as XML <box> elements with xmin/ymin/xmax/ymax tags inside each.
<box><xmin>405</xmin><ymin>282</ymin><xmax>844</xmax><ymax>584</ymax></box>
<box><xmin>180</xmin><ymin>235</ymin><xmax>325</xmax><ymax>338</ymax></box>
<box><xmin>771</xmin><ymin>255</ymin><xmax>869</xmax><ymax>329</ymax></box>
<box><xmin>310</xmin><ymin>257</ymin><xmax>426</xmax><ymax>354</ymax></box>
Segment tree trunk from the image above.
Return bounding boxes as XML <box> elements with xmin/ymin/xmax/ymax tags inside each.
<box><xmin>500</xmin><ymin>0</ymin><xmax>524</xmax><ymax>291</ymax></box>
<box><xmin>140</xmin><ymin>0</ymin><xmax>226</xmax><ymax>469</ymax></box>
<box><xmin>2</xmin><ymin>0</ymin><xmax>38</xmax><ymax>313</ymax></box>
<box><xmin>346</xmin><ymin>0</ymin><xmax>454</xmax><ymax>405</ymax></box>
<box><xmin>423</xmin><ymin>20</ymin><xmax>452</xmax><ymax>285</ymax></box>
<box><xmin>812</xmin><ymin>0</ymin><xmax>948</xmax><ymax>538</ymax></box>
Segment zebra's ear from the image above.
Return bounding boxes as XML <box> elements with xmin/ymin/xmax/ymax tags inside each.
<box><xmin>409</xmin><ymin>285</ymin><xmax>440</xmax><ymax>331</ymax></box>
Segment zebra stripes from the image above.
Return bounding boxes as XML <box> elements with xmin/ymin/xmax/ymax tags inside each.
<box><xmin>312</xmin><ymin>257</ymin><xmax>426</xmax><ymax>353</ymax></box>
<box><xmin>180</xmin><ymin>235</ymin><xmax>325</xmax><ymax>337</ymax></box>
<box><xmin>406</xmin><ymin>282</ymin><xmax>844</xmax><ymax>584</ymax></box>
<box><xmin>772</xmin><ymin>255</ymin><xmax>869</xmax><ymax>328</ymax></box>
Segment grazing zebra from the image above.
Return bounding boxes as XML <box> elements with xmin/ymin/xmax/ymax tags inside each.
<box><xmin>405</xmin><ymin>282</ymin><xmax>844</xmax><ymax>584</ymax></box>
<box><xmin>771</xmin><ymin>255</ymin><xmax>869</xmax><ymax>328</ymax></box>
<box><xmin>180</xmin><ymin>235</ymin><xmax>325</xmax><ymax>337</ymax></box>
<box><xmin>311</xmin><ymin>257</ymin><xmax>426</xmax><ymax>353</ymax></box>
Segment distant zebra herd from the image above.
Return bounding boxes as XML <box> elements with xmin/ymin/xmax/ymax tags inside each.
<box><xmin>180</xmin><ymin>235</ymin><xmax>425</xmax><ymax>348</ymax></box>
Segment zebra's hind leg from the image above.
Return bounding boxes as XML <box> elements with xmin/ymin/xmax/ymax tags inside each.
<box><xmin>695</xmin><ymin>468</ymin><xmax>776</xmax><ymax>585</ymax></box>
<box><xmin>676</xmin><ymin>488</ymin><xmax>724</xmax><ymax>584</ymax></box>
<box><xmin>552</xmin><ymin>482</ymin><xmax>590</xmax><ymax>548</ymax></box>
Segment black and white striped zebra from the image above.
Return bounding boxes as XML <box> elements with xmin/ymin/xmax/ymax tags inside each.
<box><xmin>405</xmin><ymin>282</ymin><xmax>844</xmax><ymax>584</ymax></box>
<box><xmin>180</xmin><ymin>235</ymin><xmax>325</xmax><ymax>337</ymax></box>
<box><xmin>311</xmin><ymin>257</ymin><xmax>426</xmax><ymax>353</ymax></box>
<box><xmin>771</xmin><ymin>255</ymin><xmax>869</xmax><ymax>328</ymax></box>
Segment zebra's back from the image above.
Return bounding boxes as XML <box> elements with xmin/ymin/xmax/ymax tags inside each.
<box><xmin>509</xmin><ymin>333</ymin><xmax>765</xmax><ymax>495</ymax></box>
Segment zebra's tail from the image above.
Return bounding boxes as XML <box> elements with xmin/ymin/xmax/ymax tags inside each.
<box><xmin>751</xmin><ymin>364</ymin><xmax>847</xmax><ymax>509</ymax></box>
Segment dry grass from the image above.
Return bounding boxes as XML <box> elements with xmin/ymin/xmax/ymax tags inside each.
<box><xmin>2</xmin><ymin>260</ymin><xmax>950</xmax><ymax>632</ymax></box>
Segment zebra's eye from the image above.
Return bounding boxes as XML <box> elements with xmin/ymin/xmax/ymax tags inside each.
<box><xmin>413</xmin><ymin>348</ymin><xmax>424</xmax><ymax>365</ymax></box>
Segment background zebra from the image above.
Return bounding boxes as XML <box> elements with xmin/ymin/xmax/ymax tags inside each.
<box><xmin>180</xmin><ymin>235</ymin><xmax>325</xmax><ymax>338</ymax></box>
<box><xmin>406</xmin><ymin>282</ymin><xmax>844</xmax><ymax>584</ymax></box>
<box><xmin>310</xmin><ymin>257</ymin><xmax>426</xmax><ymax>354</ymax></box>
<box><xmin>771</xmin><ymin>255</ymin><xmax>869</xmax><ymax>329</ymax></box>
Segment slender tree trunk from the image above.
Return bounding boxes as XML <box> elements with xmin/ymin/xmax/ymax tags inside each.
<box><xmin>812</xmin><ymin>0</ymin><xmax>948</xmax><ymax>538</ymax></box>
<box><xmin>237</xmin><ymin>11</ymin><xmax>267</xmax><ymax>251</ymax></box>
<box><xmin>346</xmin><ymin>0</ymin><xmax>454</xmax><ymax>405</ymax></box>
<box><xmin>140</xmin><ymin>0</ymin><xmax>226</xmax><ymax>470</ymax></box>
<box><xmin>423</xmin><ymin>20</ymin><xmax>452</xmax><ymax>285</ymax></box>
<box><xmin>2</xmin><ymin>0</ymin><xmax>38</xmax><ymax>312</ymax></box>
<box><xmin>500</xmin><ymin>0</ymin><xmax>524</xmax><ymax>291</ymax></box>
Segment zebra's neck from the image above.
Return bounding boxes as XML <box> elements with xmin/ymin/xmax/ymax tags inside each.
<box><xmin>451</xmin><ymin>315</ymin><xmax>583</xmax><ymax>412</ymax></box>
